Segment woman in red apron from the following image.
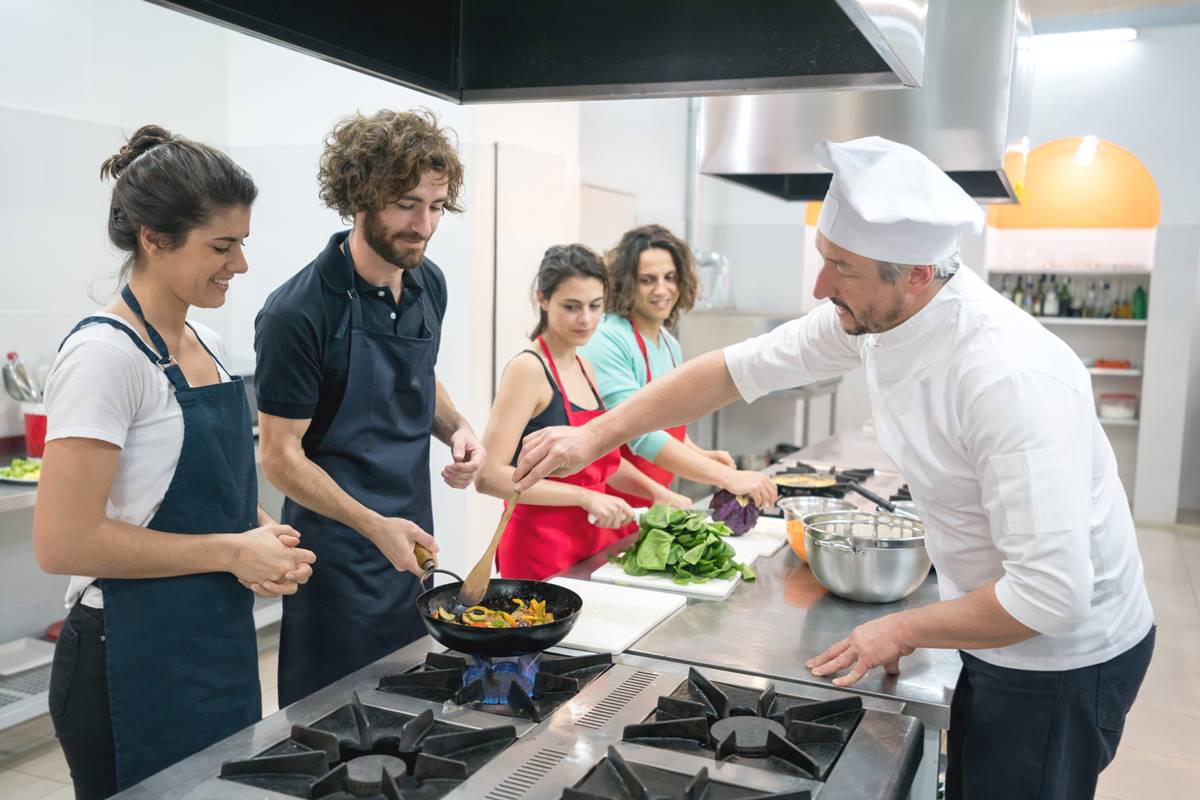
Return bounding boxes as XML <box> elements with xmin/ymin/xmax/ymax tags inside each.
<box><xmin>584</xmin><ymin>225</ymin><xmax>769</xmax><ymax>507</ymax></box>
<box><xmin>476</xmin><ymin>244</ymin><xmax>690</xmax><ymax>580</ymax></box>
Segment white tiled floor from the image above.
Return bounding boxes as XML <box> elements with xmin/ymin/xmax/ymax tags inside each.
<box><xmin>1</xmin><ymin>527</ymin><xmax>1197</xmax><ymax>799</ymax></box>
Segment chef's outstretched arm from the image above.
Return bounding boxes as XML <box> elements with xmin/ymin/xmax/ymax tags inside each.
<box><xmin>513</xmin><ymin>350</ymin><xmax>774</xmax><ymax>506</ymax></box>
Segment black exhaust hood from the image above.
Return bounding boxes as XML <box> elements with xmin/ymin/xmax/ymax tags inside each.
<box><xmin>147</xmin><ymin>0</ymin><xmax>927</xmax><ymax>102</ymax></box>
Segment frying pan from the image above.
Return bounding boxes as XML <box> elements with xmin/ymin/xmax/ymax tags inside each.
<box><xmin>415</xmin><ymin>578</ymin><xmax>583</xmax><ymax>657</ymax></box>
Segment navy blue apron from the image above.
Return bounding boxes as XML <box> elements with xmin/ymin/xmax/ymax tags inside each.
<box><xmin>60</xmin><ymin>286</ymin><xmax>260</xmax><ymax>790</ymax></box>
<box><xmin>277</xmin><ymin>237</ymin><xmax>439</xmax><ymax>706</ymax></box>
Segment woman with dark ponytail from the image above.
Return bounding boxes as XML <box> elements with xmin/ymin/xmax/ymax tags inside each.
<box><xmin>32</xmin><ymin>125</ymin><xmax>316</xmax><ymax>798</ymax></box>
<box><xmin>475</xmin><ymin>244</ymin><xmax>689</xmax><ymax>580</ymax></box>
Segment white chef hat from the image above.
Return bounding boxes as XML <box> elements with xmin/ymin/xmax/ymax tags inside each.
<box><xmin>815</xmin><ymin>136</ymin><xmax>985</xmax><ymax>265</ymax></box>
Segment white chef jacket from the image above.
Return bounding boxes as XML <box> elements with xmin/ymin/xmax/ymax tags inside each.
<box><xmin>725</xmin><ymin>267</ymin><xmax>1153</xmax><ymax>671</ymax></box>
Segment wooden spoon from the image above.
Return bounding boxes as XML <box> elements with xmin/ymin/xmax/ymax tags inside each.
<box><xmin>457</xmin><ymin>489</ymin><xmax>521</xmax><ymax>608</ymax></box>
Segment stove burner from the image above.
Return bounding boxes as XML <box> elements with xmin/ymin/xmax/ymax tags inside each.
<box><xmin>463</xmin><ymin>653</ymin><xmax>540</xmax><ymax>705</ymax></box>
<box><xmin>709</xmin><ymin>716</ymin><xmax>786</xmax><ymax>757</ymax></box>
<box><xmin>622</xmin><ymin>668</ymin><xmax>863</xmax><ymax>781</ymax></box>
<box><xmin>345</xmin><ymin>755</ymin><xmax>407</xmax><ymax>797</ymax></box>
<box><xmin>219</xmin><ymin>692</ymin><xmax>516</xmax><ymax>799</ymax></box>
<box><xmin>379</xmin><ymin>651</ymin><xmax>613</xmax><ymax>722</ymax></box>
<box><xmin>563</xmin><ymin>745</ymin><xmax>812</xmax><ymax>800</ymax></box>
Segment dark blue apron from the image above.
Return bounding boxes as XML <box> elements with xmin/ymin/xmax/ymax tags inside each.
<box><xmin>60</xmin><ymin>286</ymin><xmax>260</xmax><ymax>790</ymax></box>
<box><xmin>277</xmin><ymin>237</ymin><xmax>439</xmax><ymax>706</ymax></box>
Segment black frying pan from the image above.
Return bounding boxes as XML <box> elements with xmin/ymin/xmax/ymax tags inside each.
<box><xmin>415</xmin><ymin>578</ymin><xmax>582</xmax><ymax>658</ymax></box>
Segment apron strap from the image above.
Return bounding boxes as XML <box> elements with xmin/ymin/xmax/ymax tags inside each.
<box><xmin>628</xmin><ymin>317</ymin><xmax>678</xmax><ymax>385</ymax></box>
<box><xmin>576</xmin><ymin>356</ymin><xmax>605</xmax><ymax>411</ymax></box>
<box><xmin>184</xmin><ymin>322</ymin><xmax>233</xmax><ymax>380</ymax></box>
<box><xmin>59</xmin><ymin>314</ymin><xmax>188</xmax><ymax>391</ymax></box>
<box><xmin>536</xmin><ymin>336</ymin><xmax>574</xmax><ymax>421</ymax></box>
<box><xmin>119</xmin><ymin>286</ymin><xmax>190</xmax><ymax>391</ymax></box>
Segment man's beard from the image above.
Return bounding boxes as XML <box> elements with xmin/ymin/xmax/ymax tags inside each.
<box><xmin>832</xmin><ymin>297</ymin><xmax>905</xmax><ymax>336</ymax></box>
<box><xmin>363</xmin><ymin>210</ymin><xmax>427</xmax><ymax>269</ymax></box>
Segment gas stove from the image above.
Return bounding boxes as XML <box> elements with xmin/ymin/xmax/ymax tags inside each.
<box><xmin>113</xmin><ymin>640</ymin><xmax>922</xmax><ymax>800</ymax></box>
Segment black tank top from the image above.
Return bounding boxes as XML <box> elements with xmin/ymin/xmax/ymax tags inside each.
<box><xmin>509</xmin><ymin>349</ymin><xmax>603</xmax><ymax>466</ymax></box>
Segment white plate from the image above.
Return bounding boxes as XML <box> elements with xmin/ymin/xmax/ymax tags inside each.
<box><xmin>0</xmin><ymin>637</ymin><xmax>56</xmax><ymax>676</ymax></box>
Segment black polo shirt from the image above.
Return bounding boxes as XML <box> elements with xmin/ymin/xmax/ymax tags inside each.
<box><xmin>254</xmin><ymin>231</ymin><xmax>447</xmax><ymax>453</ymax></box>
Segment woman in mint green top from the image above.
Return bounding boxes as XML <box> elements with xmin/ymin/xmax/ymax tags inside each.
<box><xmin>580</xmin><ymin>224</ymin><xmax>775</xmax><ymax>505</ymax></box>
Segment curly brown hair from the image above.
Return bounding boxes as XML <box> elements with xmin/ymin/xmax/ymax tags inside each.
<box><xmin>606</xmin><ymin>224</ymin><xmax>699</xmax><ymax>328</ymax></box>
<box><xmin>317</xmin><ymin>109</ymin><xmax>464</xmax><ymax>219</ymax></box>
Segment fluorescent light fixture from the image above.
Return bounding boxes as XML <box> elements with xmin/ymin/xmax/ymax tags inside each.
<box><xmin>1075</xmin><ymin>135</ymin><xmax>1100</xmax><ymax>166</ymax></box>
<box><xmin>1022</xmin><ymin>28</ymin><xmax>1138</xmax><ymax>48</ymax></box>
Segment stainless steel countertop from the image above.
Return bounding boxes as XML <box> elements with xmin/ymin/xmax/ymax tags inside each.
<box><xmin>561</xmin><ymin>430</ymin><xmax>961</xmax><ymax>730</ymax></box>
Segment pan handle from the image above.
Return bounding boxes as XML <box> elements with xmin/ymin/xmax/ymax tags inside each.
<box><xmin>846</xmin><ymin>480</ymin><xmax>920</xmax><ymax>521</ymax></box>
<box><xmin>422</xmin><ymin>567</ymin><xmax>465</xmax><ymax>583</ymax></box>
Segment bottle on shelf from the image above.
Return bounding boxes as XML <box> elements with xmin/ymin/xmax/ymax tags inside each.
<box><xmin>1113</xmin><ymin>279</ymin><xmax>1132</xmax><ymax>319</ymax></box>
<box><xmin>1043</xmin><ymin>276</ymin><xmax>1060</xmax><ymax>317</ymax></box>
<box><xmin>1100</xmin><ymin>281</ymin><xmax>1113</xmax><ymax>318</ymax></box>
<box><xmin>1070</xmin><ymin>279</ymin><xmax>1084</xmax><ymax>317</ymax></box>
<box><xmin>1012</xmin><ymin>276</ymin><xmax>1025</xmax><ymax>310</ymax></box>
<box><xmin>1083</xmin><ymin>281</ymin><xmax>1098</xmax><ymax>318</ymax></box>
<box><xmin>1059</xmin><ymin>277</ymin><xmax>1072</xmax><ymax>317</ymax></box>
<box><xmin>1021</xmin><ymin>277</ymin><xmax>1035</xmax><ymax>314</ymax></box>
<box><xmin>1131</xmin><ymin>283</ymin><xmax>1148</xmax><ymax>320</ymax></box>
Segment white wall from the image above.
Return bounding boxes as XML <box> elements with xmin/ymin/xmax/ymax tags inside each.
<box><xmin>0</xmin><ymin>0</ymin><xmax>588</xmax><ymax>640</ymax></box>
<box><xmin>0</xmin><ymin>0</ymin><xmax>237</xmax><ymax>640</ymax></box>
<box><xmin>1025</xmin><ymin>24</ymin><xmax>1200</xmax><ymax>516</ymax></box>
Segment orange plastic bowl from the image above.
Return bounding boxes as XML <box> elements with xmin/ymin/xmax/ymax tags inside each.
<box><xmin>779</xmin><ymin>497</ymin><xmax>856</xmax><ymax>563</ymax></box>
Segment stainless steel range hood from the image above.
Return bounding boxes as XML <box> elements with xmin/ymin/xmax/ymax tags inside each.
<box><xmin>148</xmin><ymin>0</ymin><xmax>927</xmax><ymax>101</ymax></box>
<box><xmin>701</xmin><ymin>0</ymin><xmax>1033</xmax><ymax>203</ymax></box>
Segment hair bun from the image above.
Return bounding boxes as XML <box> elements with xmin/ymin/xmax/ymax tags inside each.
<box><xmin>100</xmin><ymin>124</ymin><xmax>175</xmax><ymax>180</ymax></box>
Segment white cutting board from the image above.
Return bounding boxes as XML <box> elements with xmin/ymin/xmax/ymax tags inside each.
<box><xmin>750</xmin><ymin>516</ymin><xmax>788</xmax><ymax>538</ymax></box>
<box><xmin>549</xmin><ymin>578</ymin><xmax>686</xmax><ymax>653</ymax></box>
<box><xmin>731</xmin><ymin>529</ymin><xmax>786</xmax><ymax>559</ymax></box>
<box><xmin>589</xmin><ymin>553</ymin><xmax>743</xmax><ymax>598</ymax></box>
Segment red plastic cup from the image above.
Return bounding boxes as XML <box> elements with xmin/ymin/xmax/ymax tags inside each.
<box><xmin>20</xmin><ymin>402</ymin><xmax>46</xmax><ymax>458</ymax></box>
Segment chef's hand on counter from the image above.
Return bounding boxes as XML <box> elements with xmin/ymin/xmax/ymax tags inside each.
<box><xmin>230</xmin><ymin>524</ymin><xmax>317</xmax><ymax>595</ymax></box>
<box><xmin>806</xmin><ymin>614</ymin><xmax>914</xmax><ymax>687</ymax></box>
<box><xmin>719</xmin><ymin>469</ymin><xmax>777</xmax><ymax>509</ymax></box>
<box><xmin>582</xmin><ymin>492</ymin><xmax>637</xmax><ymax>529</ymax></box>
<box><xmin>442</xmin><ymin>426</ymin><xmax>485</xmax><ymax>489</ymax></box>
<box><xmin>514</xmin><ymin>425</ymin><xmax>602</xmax><ymax>488</ymax></box>
<box><xmin>363</xmin><ymin>515</ymin><xmax>439</xmax><ymax>577</ymax></box>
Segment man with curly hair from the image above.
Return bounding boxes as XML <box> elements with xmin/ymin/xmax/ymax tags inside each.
<box><xmin>254</xmin><ymin>109</ymin><xmax>485</xmax><ymax>705</ymax></box>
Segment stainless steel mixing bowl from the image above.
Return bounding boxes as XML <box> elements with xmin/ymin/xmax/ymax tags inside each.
<box><xmin>803</xmin><ymin>511</ymin><xmax>931</xmax><ymax>604</ymax></box>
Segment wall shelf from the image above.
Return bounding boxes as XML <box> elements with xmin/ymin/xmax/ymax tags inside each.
<box><xmin>1088</xmin><ymin>367</ymin><xmax>1143</xmax><ymax>377</ymax></box>
<box><xmin>1038</xmin><ymin>317</ymin><xmax>1147</xmax><ymax>328</ymax></box>
<box><xmin>1100</xmin><ymin>418</ymin><xmax>1139</xmax><ymax>428</ymax></box>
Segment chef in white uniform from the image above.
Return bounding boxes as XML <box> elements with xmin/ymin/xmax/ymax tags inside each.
<box><xmin>513</xmin><ymin>136</ymin><xmax>1155</xmax><ymax>800</ymax></box>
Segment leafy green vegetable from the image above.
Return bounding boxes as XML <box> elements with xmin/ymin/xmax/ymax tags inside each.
<box><xmin>609</xmin><ymin>505</ymin><xmax>756</xmax><ymax>585</ymax></box>
<box><xmin>0</xmin><ymin>458</ymin><xmax>40</xmax><ymax>480</ymax></box>
<box><xmin>636</xmin><ymin>529</ymin><xmax>674</xmax><ymax>571</ymax></box>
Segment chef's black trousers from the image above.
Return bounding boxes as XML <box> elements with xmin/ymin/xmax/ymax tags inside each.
<box><xmin>48</xmin><ymin>601</ymin><xmax>118</xmax><ymax>800</ymax></box>
<box><xmin>946</xmin><ymin>625</ymin><xmax>1154</xmax><ymax>800</ymax></box>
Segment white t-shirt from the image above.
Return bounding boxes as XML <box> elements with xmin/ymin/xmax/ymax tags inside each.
<box><xmin>725</xmin><ymin>267</ymin><xmax>1153</xmax><ymax>671</ymax></box>
<box><xmin>44</xmin><ymin>313</ymin><xmax>233</xmax><ymax>609</ymax></box>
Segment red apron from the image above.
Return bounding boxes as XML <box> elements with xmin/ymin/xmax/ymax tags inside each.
<box><xmin>496</xmin><ymin>337</ymin><xmax>628</xmax><ymax>580</ymax></box>
<box><xmin>609</xmin><ymin>320</ymin><xmax>687</xmax><ymax>508</ymax></box>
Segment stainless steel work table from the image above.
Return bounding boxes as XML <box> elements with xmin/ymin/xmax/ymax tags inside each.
<box><xmin>561</xmin><ymin>429</ymin><xmax>960</xmax><ymax>798</ymax></box>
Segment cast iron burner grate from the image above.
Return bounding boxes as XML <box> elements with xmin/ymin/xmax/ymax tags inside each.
<box><xmin>622</xmin><ymin>668</ymin><xmax>863</xmax><ymax>781</ymax></box>
<box><xmin>219</xmin><ymin>691</ymin><xmax>516</xmax><ymax>799</ymax></box>
<box><xmin>378</xmin><ymin>651</ymin><xmax>612</xmax><ymax>722</ymax></box>
<box><xmin>562</xmin><ymin>745</ymin><xmax>811</xmax><ymax>800</ymax></box>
